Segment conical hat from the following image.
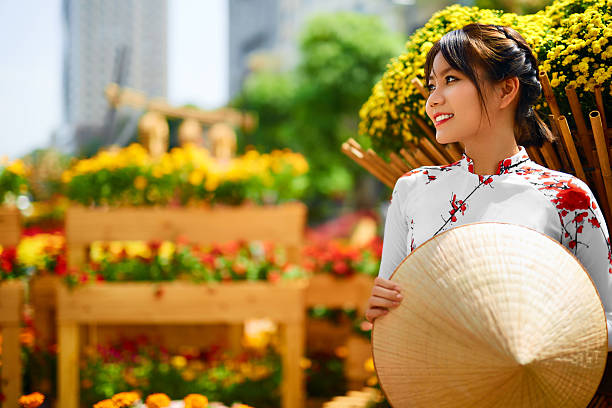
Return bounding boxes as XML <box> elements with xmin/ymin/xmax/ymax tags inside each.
<box><xmin>372</xmin><ymin>222</ymin><xmax>608</xmax><ymax>408</ymax></box>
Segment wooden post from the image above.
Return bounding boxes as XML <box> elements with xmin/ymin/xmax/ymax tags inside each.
<box><xmin>58</xmin><ymin>322</ymin><xmax>79</xmax><ymax>408</ymax></box>
<box><xmin>590</xmin><ymin>111</ymin><xmax>612</xmax><ymax>224</ymax></box>
<box><xmin>0</xmin><ymin>209</ymin><xmax>21</xmax><ymax>408</ymax></box>
<box><xmin>0</xmin><ymin>281</ymin><xmax>24</xmax><ymax>408</ymax></box>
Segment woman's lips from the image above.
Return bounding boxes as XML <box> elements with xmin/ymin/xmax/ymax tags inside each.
<box><xmin>435</xmin><ymin>116</ymin><xmax>453</xmax><ymax>127</ymax></box>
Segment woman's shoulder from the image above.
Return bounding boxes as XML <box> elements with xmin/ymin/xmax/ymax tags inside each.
<box><xmin>395</xmin><ymin>161</ymin><xmax>462</xmax><ymax>187</ymax></box>
<box><xmin>515</xmin><ymin>162</ymin><xmax>599</xmax><ymax>206</ymax></box>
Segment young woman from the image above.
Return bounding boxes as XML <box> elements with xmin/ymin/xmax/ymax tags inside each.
<box><xmin>365</xmin><ymin>23</ymin><xmax>612</xmax><ymax>401</ymax></box>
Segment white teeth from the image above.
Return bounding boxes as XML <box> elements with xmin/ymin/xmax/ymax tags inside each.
<box><xmin>436</xmin><ymin>114</ymin><xmax>454</xmax><ymax>123</ymax></box>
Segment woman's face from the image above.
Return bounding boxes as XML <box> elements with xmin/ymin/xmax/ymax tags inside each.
<box><xmin>425</xmin><ymin>52</ymin><xmax>496</xmax><ymax>145</ymax></box>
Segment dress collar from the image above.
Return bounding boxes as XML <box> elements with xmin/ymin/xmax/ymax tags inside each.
<box><xmin>460</xmin><ymin>146</ymin><xmax>531</xmax><ymax>175</ymax></box>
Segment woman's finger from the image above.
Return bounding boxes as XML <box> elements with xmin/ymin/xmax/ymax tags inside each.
<box><xmin>371</xmin><ymin>285</ymin><xmax>403</xmax><ymax>301</ymax></box>
<box><xmin>365</xmin><ymin>307</ymin><xmax>389</xmax><ymax>322</ymax></box>
<box><xmin>368</xmin><ymin>295</ymin><xmax>401</xmax><ymax>309</ymax></box>
<box><xmin>374</xmin><ymin>277</ymin><xmax>402</xmax><ymax>293</ymax></box>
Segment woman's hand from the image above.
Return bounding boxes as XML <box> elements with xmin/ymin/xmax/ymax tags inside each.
<box><xmin>365</xmin><ymin>276</ymin><xmax>403</xmax><ymax>323</ymax></box>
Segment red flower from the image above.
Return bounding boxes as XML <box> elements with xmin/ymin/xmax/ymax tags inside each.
<box><xmin>574</xmin><ymin>211</ymin><xmax>588</xmax><ymax>223</ymax></box>
<box><xmin>332</xmin><ymin>261</ymin><xmax>350</xmax><ymax>276</ymax></box>
<box><xmin>588</xmin><ymin>217</ymin><xmax>601</xmax><ymax>228</ymax></box>
<box><xmin>553</xmin><ymin>182</ymin><xmax>590</xmax><ymax>211</ymax></box>
<box><xmin>569</xmin><ymin>240</ymin><xmax>577</xmax><ymax>249</ymax></box>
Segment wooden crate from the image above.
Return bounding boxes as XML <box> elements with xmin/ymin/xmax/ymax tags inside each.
<box><xmin>0</xmin><ymin>280</ymin><xmax>24</xmax><ymax>408</ymax></box>
<box><xmin>65</xmin><ymin>203</ymin><xmax>307</xmax><ymax>267</ymax></box>
<box><xmin>57</xmin><ymin>280</ymin><xmax>307</xmax><ymax>408</ymax></box>
<box><xmin>306</xmin><ymin>274</ymin><xmax>374</xmax><ymax>386</ymax></box>
<box><xmin>0</xmin><ymin>207</ymin><xmax>21</xmax><ymax>408</ymax></box>
<box><xmin>306</xmin><ymin>274</ymin><xmax>373</xmax><ymax>315</ymax></box>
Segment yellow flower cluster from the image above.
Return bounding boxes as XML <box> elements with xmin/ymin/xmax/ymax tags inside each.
<box><xmin>18</xmin><ymin>392</ymin><xmax>45</xmax><ymax>408</ymax></box>
<box><xmin>63</xmin><ymin>143</ymin><xmax>309</xmax><ymax>193</ymax></box>
<box><xmin>3</xmin><ymin>158</ymin><xmax>30</xmax><ymax>177</ymax></box>
<box><xmin>112</xmin><ymin>392</ymin><xmax>141</xmax><ymax>407</ymax></box>
<box><xmin>62</xmin><ymin>144</ymin><xmax>150</xmax><ymax>184</ymax></box>
<box><xmin>145</xmin><ymin>393</ymin><xmax>172</xmax><ymax>408</ymax></box>
<box><xmin>89</xmin><ymin>240</ymin><xmax>175</xmax><ymax>263</ymax></box>
<box><xmin>184</xmin><ymin>394</ymin><xmax>208</xmax><ymax>408</ymax></box>
<box><xmin>359</xmin><ymin>0</ymin><xmax>610</xmax><ymax>153</ymax></box>
<box><xmin>16</xmin><ymin>233</ymin><xmax>64</xmax><ymax>270</ymax></box>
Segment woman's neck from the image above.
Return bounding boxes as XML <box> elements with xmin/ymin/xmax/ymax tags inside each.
<box><xmin>463</xmin><ymin>138</ymin><xmax>520</xmax><ymax>175</ymax></box>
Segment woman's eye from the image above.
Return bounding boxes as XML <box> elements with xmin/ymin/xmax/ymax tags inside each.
<box><xmin>427</xmin><ymin>76</ymin><xmax>457</xmax><ymax>92</ymax></box>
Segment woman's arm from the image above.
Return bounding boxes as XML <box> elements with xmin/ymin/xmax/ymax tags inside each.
<box><xmin>365</xmin><ymin>176</ymin><xmax>413</xmax><ymax>323</ymax></box>
<box><xmin>566</xmin><ymin>180</ymin><xmax>612</xmax><ymax>351</ymax></box>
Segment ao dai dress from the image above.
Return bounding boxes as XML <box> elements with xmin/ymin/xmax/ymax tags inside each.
<box><xmin>378</xmin><ymin>145</ymin><xmax>612</xmax><ymax>350</ymax></box>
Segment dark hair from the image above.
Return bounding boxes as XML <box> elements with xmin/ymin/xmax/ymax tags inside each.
<box><xmin>423</xmin><ymin>23</ymin><xmax>554</xmax><ymax>148</ymax></box>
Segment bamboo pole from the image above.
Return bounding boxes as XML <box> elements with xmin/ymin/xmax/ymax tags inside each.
<box><xmin>445</xmin><ymin>143</ymin><xmax>463</xmax><ymax>161</ymax></box>
<box><xmin>526</xmin><ymin>146</ymin><xmax>545</xmax><ymax>166</ymax></box>
<box><xmin>549</xmin><ymin>114</ymin><xmax>572</xmax><ymax>170</ymax></box>
<box><xmin>590</xmin><ymin>111</ymin><xmax>612</xmax><ymax>220</ymax></box>
<box><xmin>566</xmin><ymin>84</ymin><xmax>596</xmax><ymax>168</ymax></box>
<box><xmin>398</xmin><ymin>148</ymin><xmax>421</xmax><ymax>168</ymax></box>
<box><xmin>389</xmin><ymin>152</ymin><xmax>412</xmax><ymax>173</ymax></box>
<box><xmin>412</xmin><ymin>147</ymin><xmax>436</xmax><ymax>166</ymax></box>
<box><xmin>538</xmin><ymin>142</ymin><xmax>561</xmax><ymax>170</ymax></box>
<box><xmin>558</xmin><ymin>116</ymin><xmax>587</xmax><ymax>182</ymax></box>
<box><xmin>412</xmin><ymin>116</ymin><xmax>453</xmax><ymax>164</ymax></box>
<box><xmin>411</xmin><ymin>77</ymin><xmax>428</xmax><ymax>100</ymax></box>
<box><xmin>399</xmin><ymin>148</ymin><xmax>424</xmax><ymax>168</ymax></box>
<box><xmin>539</xmin><ymin>71</ymin><xmax>562</xmax><ymax>118</ymax></box>
<box><xmin>418</xmin><ymin>137</ymin><xmax>450</xmax><ymax>165</ymax></box>
<box><xmin>594</xmin><ymin>85</ymin><xmax>608</xmax><ymax>134</ymax></box>
<box><xmin>341</xmin><ymin>143</ymin><xmax>394</xmax><ymax>188</ymax></box>
<box><xmin>366</xmin><ymin>149</ymin><xmax>403</xmax><ymax>182</ymax></box>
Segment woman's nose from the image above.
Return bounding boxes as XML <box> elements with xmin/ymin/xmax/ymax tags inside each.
<box><xmin>428</xmin><ymin>89</ymin><xmax>443</xmax><ymax>106</ymax></box>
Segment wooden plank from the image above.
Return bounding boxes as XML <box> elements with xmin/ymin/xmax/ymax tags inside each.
<box><xmin>0</xmin><ymin>280</ymin><xmax>22</xmax><ymax>324</ymax></box>
<box><xmin>2</xmin><ymin>326</ymin><xmax>22</xmax><ymax>408</ymax></box>
<box><xmin>0</xmin><ymin>207</ymin><xmax>20</xmax><ymax>246</ymax></box>
<box><xmin>65</xmin><ymin>203</ymin><xmax>306</xmax><ymax>248</ymax></box>
<box><xmin>57</xmin><ymin>281</ymin><xmax>307</xmax><ymax>324</ymax></box>
<box><xmin>281</xmin><ymin>321</ymin><xmax>305</xmax><ymax>408</ymax></box>
<box><xmin>0</xmin><ymin>281</ymin><xmax>23</xmax><ymax>408</ymax></box>
<box><xmin>29</xmin><ymin>275</ymin><xmax>60</xmax><ymax>347</ymax></box>
<box><xmin>306</xmin><ymin>274</ymin><xmax>373</xmax><ymax>314</ymax></box>
<box><xmin>58</xmin><ymin>322</ymin><xmax>79</xmax><ymax>408</ymax></box>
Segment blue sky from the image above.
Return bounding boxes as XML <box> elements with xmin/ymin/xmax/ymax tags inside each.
<box><xmin>0</xmin><ymin>0</ymin><xmax>228</xmax><ymax>159</ymax></box>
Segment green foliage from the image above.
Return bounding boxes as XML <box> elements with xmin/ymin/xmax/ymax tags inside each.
<box><xmin>233</xmin><ymin>12</ymin><xmax>404</xmax><ymax>218</ymax></box>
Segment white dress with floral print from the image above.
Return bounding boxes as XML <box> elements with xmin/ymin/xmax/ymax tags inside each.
<box><xmin>379</xmin><ymin>145</ymin><xmax>612</xmax><ymax>350</ymax></box>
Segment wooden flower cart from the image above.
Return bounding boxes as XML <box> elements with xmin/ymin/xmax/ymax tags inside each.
<box><xmin>343</xmin><ymin>73</ymin><xmax>612</xmax><ymax>235</ymax></box>
<box><xmin>306</xmin><ymin>274</ymin><xmax>374</xmax><ymax>389</ymax></box>
<box><xmin>0</xmin><ymin>207</ymin><xmax>22</xmax><ymax>408</ymax></box>
<box><xmin>53</xmin><ymin>202</ymin><xmax>308</xmax><ymax>408</ymax></box>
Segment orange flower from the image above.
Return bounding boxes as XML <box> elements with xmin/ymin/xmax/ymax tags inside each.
<box><xmin>145</xmin><ymin>393</ymin><xmax>171</xmax><ymax>408</ymax></box>
<box><xmin>112</xmin><ymin>392</ymin><xmax>140</xmax><ymax>407</ymax></box>
<box><xmin>93</xmin><ymin>399</ymin><xmax>117</xmax><ymax>408</ymax></box>
<box><xmin>184</xmin><ymin>394</ymin><xmax>208</xmax><ymax>408</ymax></box>
<box><xmin>18</xmin><ymin>392</ymin><xmax>45</xmax><ymax>408</ymax></box>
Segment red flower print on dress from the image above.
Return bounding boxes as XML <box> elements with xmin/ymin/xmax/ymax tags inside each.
<box><xmin>448</xmin><ymin>194</ymin><xmax>467</xmax><ymax>222</ymax></box>
<box><xmin>551</xmin><ymin>179</ymin><xmax>590</xmax><ymax>211</ymax></box>
<box><xmin>588</xmin><ymin>217</ymin><xmax>601</xmax><ymax>228</ymax></box>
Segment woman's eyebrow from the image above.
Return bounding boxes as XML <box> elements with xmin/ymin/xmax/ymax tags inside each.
<box><xmin>429</xmin><ymin>67</ymin><xmax>454</xmax><ymax>81</ymax></box>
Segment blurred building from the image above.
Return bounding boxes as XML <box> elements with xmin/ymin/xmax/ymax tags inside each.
<box><xmin>229</xmin><ymin>0</ymin><xmax>410</xmax><ymax>99</ymax></box>
<box><xmin>228</xmin><ymin>0</ymin><xmax>472</xmax><ymax>99</ymax></box>
<box><xmin>62</xmin><ymin>0</ymin><xmax>167</xmax><ymax>150</ymax></box>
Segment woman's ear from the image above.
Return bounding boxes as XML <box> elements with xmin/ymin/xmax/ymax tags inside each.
<box><xmin>497</xmin><ymin>76</ymin><xmax>520</xmax><ymax>110</ymax></box>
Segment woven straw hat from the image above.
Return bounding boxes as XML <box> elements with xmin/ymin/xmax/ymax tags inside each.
<box><xmin>372</xmin><ymin>222</ymin><xmax>608</xmax><ymax>408</ymax></box>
